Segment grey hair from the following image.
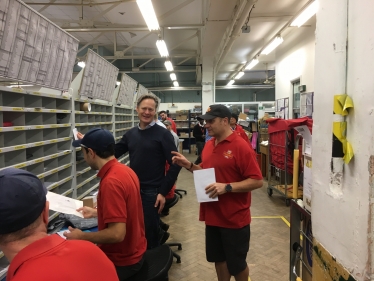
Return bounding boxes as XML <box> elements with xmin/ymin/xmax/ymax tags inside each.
<box><xmin>136</xmin><ymin>92</ymin><xmax>160</xmax><ymax>111</ymax></box>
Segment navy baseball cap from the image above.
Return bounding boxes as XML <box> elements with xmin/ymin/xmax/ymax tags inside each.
<box><xmin>0</xmin><ymin>168</ymin><xmax>47</xmax><ymax>234</ymax></box>
<box><xmin>199</xmin><ymin>104</ymin><xmax>231</xmax><ymax>120</ymax></box>
<box><xmin>72</xmin><ymin>128</ymin><xmax>115</xmax><ymax>151</ymax></box>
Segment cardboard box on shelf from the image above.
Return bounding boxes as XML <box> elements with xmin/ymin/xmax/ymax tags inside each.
<box><xmin>82</xmin><ymin>195</ymin><xmax>97</xmax><ymax>208</ymax></box>
<box><xmin>260</xmin><ymin>133</ymin><xmax>269</xmax><ymax>142</ymax></box>
<box><xmin>260</xmin><ymin>144</ymin><xmax>268</xmax><ymax>155</ymax></box>
<box><xmin>238</xmin><ymin>113</ymin><xmax>247</xmax><ymax>120</ymax></box>
<box><xmin>176</xmin><ymin>115</ymin><xmax>188</xmax><ymax>120</ymax></box>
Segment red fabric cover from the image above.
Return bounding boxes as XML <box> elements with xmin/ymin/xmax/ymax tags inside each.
<box><xmin>266</xmin><ymin>118</ymin><xmax>313</xmax><ymax>173</ymax></box>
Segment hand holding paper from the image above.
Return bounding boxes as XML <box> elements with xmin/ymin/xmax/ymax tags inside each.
<box><xmin>193</xmin><ymin>168</ymin><xmax>218</xmax><ymax>203</ymax></box>
<box><xmin>46</xmin><ymin>192</ymin><xmax>84</xmax><ymax>218</ymax></box>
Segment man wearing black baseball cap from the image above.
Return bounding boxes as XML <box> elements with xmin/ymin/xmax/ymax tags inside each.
<box><xmin>171</xmin><ymin>104</ymin><xmax>263</xmax><ymax>281</ymax></box>
<box><xmin>0</xmin><ymin>168</ymin><xmax>118</xmax><ymax>281</ymax></box>
<box><xmin>67</xmin><ymin>128</ymin><xmax>147</xmax><ymax>281</ymax></box>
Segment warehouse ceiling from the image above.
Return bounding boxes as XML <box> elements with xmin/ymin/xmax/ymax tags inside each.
<box><xmin>23</xmin><ymin>0</ymin><xmax>314</xmax><ymax>90</ymax></box>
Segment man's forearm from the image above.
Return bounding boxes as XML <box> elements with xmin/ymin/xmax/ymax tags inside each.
<box><xmin>231</xmin><ymin>178</ymin><xmax>263</xmax><ymax>192</ymax></box>
<box><xmin>79</xmin><ymin>227</ymin><xmax>125</xmax><ymax>244</ymax></box>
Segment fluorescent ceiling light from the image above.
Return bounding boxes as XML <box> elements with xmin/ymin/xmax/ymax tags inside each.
<box><xmin>7</xmin><ymin>85</ymin><xmax>34</xmax><ymax>88</ymax></box>
<box><xmin>77</xmin><ymin>61</ymin><xmax>85</xmax><ymax>68</ymax></box>
<box><xmin>170</xmin><ymin>73</ymin><xmax>177</xmax><ymax>81</ymax></box>
<box><xmin>291</xmin><ymin>1</ymin><xmax>318</xmax><ymax>27</ymax></box>
<box><xmin>116</xmin><ymin>81</ymin><xmax>121</xmax><ymax>86</ymax></box>
<box><xmin>173</xmin><ymin>81</ymin><xmax>179</xmax><ymax>87</ymax></box>
<box><xmin>234</xmin><ymin>72</ymin><xmax>245</xmax><ymax>79</ymax></box>
<box><xmin>136</xmin><ymin>0</ymin><xmax>160</xmax><ymax>31</ymax></box>
<box><xmin>245</xmin><ymin>59</ymin><xmax>259</xmax><ymax>70</ymax></box>
<box><xmin>156</xmin><ymin>40</ymin><xmax>169</xmax><ymax>57</ymax></box>
<box><xmin>164</xmin><ymin>60</ymin><xmax>174</xmax><ymax>71</ymax></box>
<box><xmin>261</xmin><ymin>36</ymin><xmax>284</xmax><ymax>55</ymax></box>
<box><xmin>227</xmin><ymin>80</ymin><xmax>235</xmax><ymax>86</ymax></box>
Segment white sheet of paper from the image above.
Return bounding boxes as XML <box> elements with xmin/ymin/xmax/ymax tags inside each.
<box><xmin>193</xmin><ymin>168</ymin><xmax>218</xmax><ymax>203</ymax></box>
<box><xmin>47</xmin><ymin>192</ymin><xmax>84</xmax><ymax>217</ymax></box>
<box><xmin>73</xmin><ymin>128</ymin><xmax>78</xmax><ymax>140</ymax></box>
<box><xmin>294</xmin><ymin>125</ymin><xmax>312</xmax><ymax>155</ymax></box>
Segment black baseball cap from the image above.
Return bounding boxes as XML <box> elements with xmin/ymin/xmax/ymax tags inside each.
<box><xmin>72</xmin><ymin>128</ymin><xmax>115</xmax><ymax>151</ymax></box>
<box><xmin>199</xmin><ymin>104</ymin><xmax>231</xmax><ymax>120</ymax></box>
<box><xmin>0</xmin><ymin>168</ymin><xmax>47</xmax><ymax>234</ymax></box>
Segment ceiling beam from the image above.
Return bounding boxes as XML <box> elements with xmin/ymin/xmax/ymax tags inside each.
<box><xmin>78</xmin><ymin>32</ymin><xmax>104</xmax><ymax>53</ymax></box>
<box><xmin>120</xmin><ymin>69</ymin><xmax>197</xmax><ymax>74</ymax></box>
<box><xmin>158</xmin><ymin>0</ymin><xmax>195</xmax><ymax>21</ymax></box>
<box><xmin>177</xmin><ymin>57</ymin><xmax>193</xmax><ymax>65</ymax></box>
<box><xmin>147</xmin><ymin>85</ymin><xmax>274</xmax><ymax>91</ymax></box>
<box><xmin>27</xmin><ymin>0</ymin><xmax>135</xmax><ymax>6</ymax></box>
<box><xmin>100</xmin><ymin>53</ymin><xmax>197</xmax><ymax>60</ymax></box>
<box><xmin>90</xmin><ymin>2</ymin><xmax>122</xmax><ymax>21</ymax></box>
<box><xmin>63</xmin><ymin>24</ymin><xmax>204</xmax><ymax>32</ymax></box>
<box><xmin>139</xmin><ymin>32</ymin><xmax>197</xmax><ymax>67</ymax></box>
<box><xmin>38</xmin><ymin>0</ymin><xmax>56</xmax><ymax>13</ymax></box>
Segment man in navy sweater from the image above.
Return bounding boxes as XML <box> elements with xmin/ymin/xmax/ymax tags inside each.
<box><xmin>115</xmin><ymin>93</ymin><xmax>181</xmax><ymax>249</ymax></box>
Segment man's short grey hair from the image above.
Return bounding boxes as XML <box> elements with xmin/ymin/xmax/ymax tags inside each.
<box><xmin>136</xmin><ymin>92</ymin><xmax>160</xmax><ymax>111</ymax></box>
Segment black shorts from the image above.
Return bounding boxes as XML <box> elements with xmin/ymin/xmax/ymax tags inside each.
<box><xmin>205</xmin><ymin>224</ymin><xmax>250</xmax><ymax>276</ymax></box>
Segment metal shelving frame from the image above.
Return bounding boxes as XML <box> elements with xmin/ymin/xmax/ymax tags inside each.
<box><xmin>0</xmin><ymin>85</ymin><xmax>138</xmax><ymax>279</ymax></box>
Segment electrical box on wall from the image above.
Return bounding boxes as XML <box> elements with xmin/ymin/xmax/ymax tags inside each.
<box><xmin>299</xmin><ymin>85</ymin><xmax>306</xmax><ymax>92</ymax></box>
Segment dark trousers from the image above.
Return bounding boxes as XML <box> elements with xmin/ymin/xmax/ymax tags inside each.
<box><xmin>115</xmin><ymin>255</ymin><xmax>144</xmax><ymax>281</ymax></box>
<box><xmin>195</xmin><ymin>141</ymin><xmax>205</xmax><ymax>164</ymax></box>
<box><xmin>140</xmin><ymin>188</ymin><xmax>160</xmax><ymax>249</ymax></box>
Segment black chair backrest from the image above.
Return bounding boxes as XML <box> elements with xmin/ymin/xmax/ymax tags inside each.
<box><xmin>127</xmin><ymin>244</ymin><xmax>173</xmax><ymax>281</ymax></box>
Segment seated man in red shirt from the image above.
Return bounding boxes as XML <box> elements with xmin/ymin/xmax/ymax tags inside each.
<box><xmin>66</xmin><ymin>128</ymin><xmax>147</xmax><ymax>281</ymax></box>
<box><xmin>172</xmin><ymin>105</ymin><xmax>263</xmax><ymax>281</ymax></box>
<box><xmin>0</xmin><ymin>168</ymin><xmax>118</xmax><ymax>281</ymax></box>
<box><xmin>230</xmin><ymin>113</ymin><xmax>251</xmax><ymax>144</ymax></box>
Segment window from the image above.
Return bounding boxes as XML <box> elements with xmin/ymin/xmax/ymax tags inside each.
<box><xmin>292</xmin><ymin>80</ymin><xmax>300</xmax><ymax>119</ymax></box>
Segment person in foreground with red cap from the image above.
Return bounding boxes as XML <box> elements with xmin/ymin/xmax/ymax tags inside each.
<box><xmin>171</xmin><ymin>104</ymin><xmax>263</xmax><ymax>281</ymax></box>
<box><xmin>0</xmin><ymin>168</ymin><xmax>118</xmax><ymax>281</ymax></box>
<box><xmin>66</xmin><ymin>128</ymin><xmax>147</xmax><ymax>281</ymax></box>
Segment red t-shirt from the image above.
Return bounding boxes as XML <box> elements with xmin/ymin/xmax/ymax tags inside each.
<box><xmin>165</xmin><ymin>161</ymin><xmax>176</xmax><ymax>199</ymax></box>
<box><xmin>167</xmin><ymin>117</ymin><xmax>177</xmax><ymax>134</ymax></box>
<box><xmin>200</xmin><ymin>133</ymin><xmax>262</xmax><ymax>228</ymax></box>
<box><xmin>7</xmin><ymin>234</ymin><xmax>118</xmax><ymax>281</ymax></box>
<box><xmin>97</xmin><ymin>159</ymin><xmax>147</xmax><ymax>266</ymax></box>
<box><xmin>233</xmin><ymin>124</ymin><xmax>250</xmax><ymax>144</ymax></box>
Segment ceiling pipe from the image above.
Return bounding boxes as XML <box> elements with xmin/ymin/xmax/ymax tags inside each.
<box><xmin>215</xmin><ymin>0</ymin><xmax>257</xmax><ymax>71</ymax></box>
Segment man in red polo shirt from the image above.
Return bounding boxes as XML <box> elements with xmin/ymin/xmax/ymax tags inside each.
<box><xmin>230</xmin><ymin>113</ymin><xmax>251</xmax><ymax>144</ymax></box>
<box><xmin>66</xmin><ymin>128</ymin><xmax>147</xmax><ymax>281</ymax></box>
<box><xmin>0</xmin><ymin>168</ymin><xmax>118</xmax><ymax>281</ymax></box>
<box><xmin>159</xmin><ymin>110</ymin><xmax>177</xmax><ymax>133</ymax></box>
<box><xmin>171</xmin><ymin>104</ymin><xmax>263</xmax><ymax>281</ymax></box>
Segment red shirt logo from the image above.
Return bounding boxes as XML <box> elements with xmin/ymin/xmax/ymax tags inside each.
<box><xmin>223</xmin><ymin>150</ymin><xmax>234</xmax><ymax>159</ymax></box>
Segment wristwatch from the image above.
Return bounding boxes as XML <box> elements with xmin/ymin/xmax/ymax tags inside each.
<box><xmin>225</xmin><ymin>183</ymin><xmax>233</xmax><ymax>193</ymax></box>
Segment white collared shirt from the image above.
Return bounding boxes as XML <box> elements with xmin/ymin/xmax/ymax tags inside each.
<box><xmin>137</xmin><ymin>121</ymin><xmax>156</xmax><ymax>130</ymax></box>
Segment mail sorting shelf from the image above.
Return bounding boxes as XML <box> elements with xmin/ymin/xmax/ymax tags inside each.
<box><xmin>114</xmin><ymin>106</ymin><xmax>132</xmax><ymax>166</ymax></box>
<box><xmin>0</xmin><ymin>88</ymin><xmax>75</xmax><ymax>270</ymax></box>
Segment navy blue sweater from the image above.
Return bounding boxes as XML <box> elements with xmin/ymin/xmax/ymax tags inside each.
<box><xmin>115</xmin><ymin>125</ymin><xmax>182</xmax><ymax>196</ymax></box>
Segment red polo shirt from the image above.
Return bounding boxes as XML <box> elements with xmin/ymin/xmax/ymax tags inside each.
<box><xmin>7</xmin><ymin>234</ymin><xmax>118</xmax><ymax>281</ymax></box>
<box><xmin>97</xmin><ymin>159</ymin><xmax>147</xmax><ymax>266</ymax></box>
<box><xmin>200</xmin><ymin>133</ymin><xmax>262</xmax><ymax>228</ymax></box>
<box><xmin>233</xmin><ymin>124</ymin><xmax>250</xmax><ymax>144</ymax></box>
<box><xmin>167</xmin><ymin>117</ymin><xmax>177</xmax><ymax>133</ymax></box>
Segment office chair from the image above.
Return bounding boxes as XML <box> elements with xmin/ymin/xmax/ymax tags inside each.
<box><xmin>164</xmin><ymin>194</ymin><xmax>183</xmax><ymax>263</ymax></box>
<box><xmin>127</xmin><ymin>244</ymin><xmax>173</xmax><ymax>281</ymax></box>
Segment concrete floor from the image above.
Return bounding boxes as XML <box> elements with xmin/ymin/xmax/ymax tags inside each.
<box><xmin>163</xmin><ymin>153</ymin><xmax>291</xmax><ymax>281</ymax></box>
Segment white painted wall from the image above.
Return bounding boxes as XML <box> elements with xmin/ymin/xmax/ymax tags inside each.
<box><xmin>312</xmin><ymin>0</ymin><xmax>373</xmax><ymax>279</ymax></box>
<box><xmin>275</xmin><ymin>21</ymin><xmax>316</xmax><ymax>118</ymax></box>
